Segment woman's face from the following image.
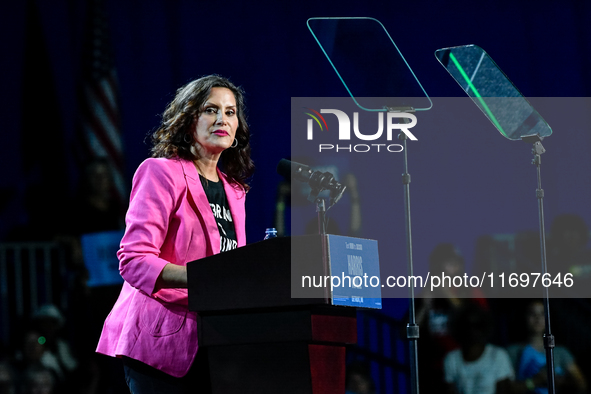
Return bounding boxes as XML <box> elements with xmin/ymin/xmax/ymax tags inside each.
<box><xmin>192</xmin><ymin>87</ymin><xmax>239</xmax><ymax>158</ymax></box>
<box><xmin>23</xmin><ymin>331</ymin><xmax>44</xmax><ymax>362</ymax></box>
<box><xmin>441</xmin><ymin>257</ymin><xmax>462</xmax><ymax>276</ymax></box>
<box><xmin>526</xmin><ymin>301</ymin><xmax>545</xmax><ymax>335</ymax></box>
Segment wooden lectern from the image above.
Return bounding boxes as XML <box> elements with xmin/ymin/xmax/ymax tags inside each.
<box><xmin>187</xmin><ymin>235</ymin><xmax>379</xmax><ymax>394</ymax></box>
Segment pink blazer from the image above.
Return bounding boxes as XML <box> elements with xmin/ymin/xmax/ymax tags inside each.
<box><xmin>96</xmin><ymin>157</ymin><xmax>246</xmax><ymax>377</ymax></box>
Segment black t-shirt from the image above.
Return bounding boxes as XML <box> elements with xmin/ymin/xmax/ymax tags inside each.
<box><xmin>200</xmin><ymin>175</ymin><xmax>237</xmax><ymax>252</ymax></box>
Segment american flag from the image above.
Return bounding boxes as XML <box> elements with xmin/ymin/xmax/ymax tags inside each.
<box><xmin>77</xmin><ymin>0</ymin><xmax>126</xmax><ymax>205</ymax></box>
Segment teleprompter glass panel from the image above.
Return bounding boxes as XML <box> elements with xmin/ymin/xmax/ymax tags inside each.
<box><xmin>308</xmin><ymin>17</ymin><xmax>432</xmax><ymax>112</ymax></box>
<box><xmin>435</xmin><ymin>44</ymin><xmax>552</xmax><ymax>140</ymax></box>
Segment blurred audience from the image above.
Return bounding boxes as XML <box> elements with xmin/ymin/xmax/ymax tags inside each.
<box><xmin>12</xmin><ymin>326</ymin><xmax>60</xmax><ymax>391</ymax></box>
<box><xmin>4</xmin><ymin>159</ymin><xmax>591</xmax><ymax>394</ymax></box>
<box><xmin>506</xmin><ymin>299</ymin><xmax>587</xmax><ymax>394</ymax></box>
<box><xmin>1</xmin><ymin>158</ymin><xmax>128</xmax><ymax>393</ymax></box>
<box><xmin>415</xmin><ymin>243</ymin><xmax>488</xmax><ymax>394</ymax></box>
<box><xmin>62</xmin><ymin>158</ymin><xmax>126</xmax><ymax>302</ymax></box>
<box><xmin>7</xmin><ymin>305</ymin><xmax>102</xmax><ymax>394</ymax></box>
<box><xmin>20</xmin><ymin>365</ymin><xmax>55</xmax><ymax>394</ymax></box>
<box><xmin>72</xmin><ymin>158</ymin><xmax>124</xmax><ymax>235</ymax></box>
<box><xmin>444</xmin><ymin>304</ymin><xmax>514</xmax><ymax>394</ymax></box>
<box><xmin>30</xmin><ymin>305</ymin><xmax>78</xmax><ymax>384</ymax></box>
<box><xmin>549</xmin><ymin>214</ymin><xmax>591</xmax><ymax>280</ymax></box>
<box><xmin>0</xmin><ymin>358</ymin><xmax>17</xmax><ymax>394</ymax></box>
<box><xmin>346</xmin><ymin>361</ymin><xmax>376</xmax><ymax>394</ymax></box>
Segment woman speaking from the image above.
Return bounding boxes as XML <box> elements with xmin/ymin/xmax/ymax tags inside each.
<box><xmin>96</xmin><ymin>75</ymin><xmax>254</xmax><ymax>393</ymax></box>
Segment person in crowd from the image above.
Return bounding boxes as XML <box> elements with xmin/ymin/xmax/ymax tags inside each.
<box><xmin>414</xmin><ymin>243</ymin><xmax>488</xmax><ymax>394</ymax></box>
<box><xmin>506</xmin><ymin>299</ymin><xmax>587</xmax><ymax>394</ymax></box>
<box><xmin>345</xmin><ymin>361</ymin><xmax>376</xmax><ymax>394</ymax></box>
<box><xmin>12</xmin><ymin>326</ymin><xmax>63</xmax><ymax>391</ymax></box>
<box><xmin>96</xmin><ymin>75</ymin><xmax>254</xmax><ymax>393</ymax></box>
<box><xmin>66</xmin><ymin>156</ymin><xmax>127</xmax><ymax>315</ymax></box>
<box><xmin>0</xmin><ymin>358</ymin><xmax>17</xmax><ymax>394</ymax></box>
<box><xmin>548</xmin><ymin>214</ymin><xmax>591</xmax><ymax>280</ymax></box>
<box><xmin>30</xmin><ymin>304</ymin><xmax>101</xmax><ymax>394</ymax></box>
<box><xmin>30</xmin><ymin>305</ymin><xmax>78</xmax><ymax>381</ymax></box>
<box><xmin>444</xmin><ymin>304</ymin><xmax>514</xmax><ymax>394</ymax></box>
<box><xmin>73</xmin><ymin>157</ymin><xmax>125</xmax><ymax>235</ymax></box>
<box><xmin>546</xmin><ymin>214</ymin><xmax>591</xmax><ymax>391</ymax></box>
<box><xmin>19</xmin><ymin>364</ymin><xmax>55</xmax><ymax>394</ymax></box>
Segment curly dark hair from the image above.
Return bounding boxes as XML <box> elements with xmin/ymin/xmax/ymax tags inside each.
<box><xmin>151</xmin><ymin>75</ymin><xmax>254</xmax><ymax>191</ymax></box>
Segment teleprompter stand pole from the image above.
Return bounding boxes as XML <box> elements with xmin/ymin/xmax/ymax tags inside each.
<box><xmin>316</xmin><ymin>198</ymin><xmax>327</xmax><ymax>235</ymax></box>
<box><xmin>316</xmin><ymin>198</ymin><xmax>331</xmax><ymax>301</ymax></box>
<box><xmin>399</xmin><ymin>131</ymin><xmax>420</xmax><ymax>394</ymax></box>
<box><xmin>522</xmin><ymin>134</ymin><xmax>556</xmax><ymax>394</ymax></box>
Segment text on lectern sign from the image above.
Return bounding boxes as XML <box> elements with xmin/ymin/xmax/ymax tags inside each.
<box><xmin>327</xmin><ymin>235</ymin><xmax>381</xmax><ymax>309</ymax></box>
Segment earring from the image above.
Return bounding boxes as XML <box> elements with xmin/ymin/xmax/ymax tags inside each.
<box><xmin>231</xmin><ymin>138</ymin><xmax>238</xmax><ymax>148</ymax></box>
<box><xmin>184</xmin><ymin>134</ymin><xmax>192</xmax><ymax>144</ymax></box>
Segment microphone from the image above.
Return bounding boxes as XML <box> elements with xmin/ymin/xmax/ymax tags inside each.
<box><xmin>276</xmin><ymin>159</ymin><xmax>313</xmax><ymax>182</ymax></box>
<box><xmin>276</xmin><ymin>159</ymin><xmax>346</xmax><ymax>205</ymax></box>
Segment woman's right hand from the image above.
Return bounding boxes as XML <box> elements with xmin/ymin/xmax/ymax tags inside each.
<box><xmin>156</xmin><ymin>263</ymin><xmax>188</xmax><ymax>289</ymax></box>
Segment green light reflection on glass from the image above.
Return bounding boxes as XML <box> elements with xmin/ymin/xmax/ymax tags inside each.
<box><xmin>448</xmin><ymin>52</ymin><xmax>507</xmax><ymax>138</ymax></box>
<box><xmin>38</xmin><ymin>336</ymin><xmax>46</xmax><ymax>345</ymax></box>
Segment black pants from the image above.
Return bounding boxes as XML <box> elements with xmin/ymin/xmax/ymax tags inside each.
<box><xmin>122</xmin><ymin>350</ymin><xmax>211</xmax><ymax>394</ymax></box>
